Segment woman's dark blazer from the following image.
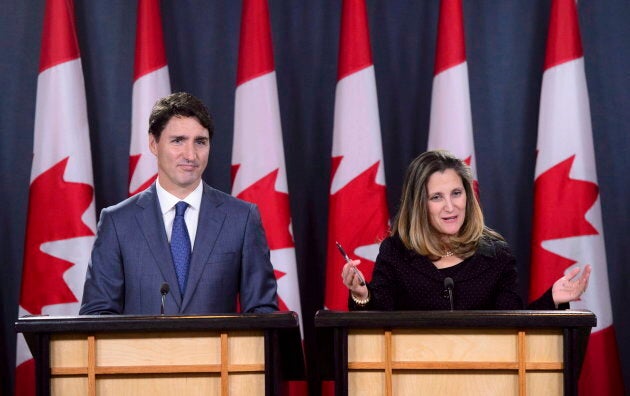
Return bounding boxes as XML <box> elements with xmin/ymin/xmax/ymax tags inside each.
<box><xmin>349</xmin><ymin>235</ymin><xmax>561</xmax><ymax>311</ymax></box>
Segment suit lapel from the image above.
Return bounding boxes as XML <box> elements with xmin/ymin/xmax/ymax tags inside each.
<box><xmin>181</xmin><ymin>184</ymin><xmax>227</xmax><ymax>311</ymax></box>
<box><xmin>136</xmin><ymin>185</ymin><xmax>183</xmax><ymax>308</ymax></box>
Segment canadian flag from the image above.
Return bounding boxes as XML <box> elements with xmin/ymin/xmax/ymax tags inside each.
<box><xmin>427</xmin><ymin>0</ymin><xmax>478</xmax><ymax>189</ymax></box>
<box><xmin>231</xmin><ymin>0</ymin><xmax>303</xmax><ymax>333</ymax></box>
<box><xmin>129</xmin><ymin>0</ymin><xmax>171</xmax><ymax>196</ymax></box>
<box><xmin>530</xmin><ymin>0</ymin><xmax>624</xmax><ymax>394</ymax></box>
<box><xmin>16</xmin><ymin>0</ymin><xmax>97</xmax><ymax>394</ymax></box>
<box><xmin>324</xmin><ymin>0</ymin><xmax>390</xmax><ymax>311</ymax></box>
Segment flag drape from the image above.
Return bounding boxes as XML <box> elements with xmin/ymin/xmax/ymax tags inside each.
<box><xmin>324</xmin><ymin>0</ymin><xmax>389</xmax><ymax>312</ymax></box>
<box><xmin>530</xmin><ymin>1</ymin><xmax>624</xmax><ymax>394</ymax></box>
<box><xmin>231</xmin><ymin>0</ymin><xmax>304</xmax><ymax>363</ymax></box>
<box><xmin>232</xmin><ymin>4</ymin><xmax>305</xmax><ymax>393</ymax></box>
<box><xmin>323</xmin><ymin>2</ymin><xmax>390</xmax><ymax>393</ymax></box>
<box><xmin>427</xmin><ymin>0</ymin><xmax>477</xmax><ymax>188</ymax></box>
<box><xmin>16</xmin><ymin>0</ymin><xmax>96</xmax><ymax>394</ymax></box>
<box><xmin>129</xmin><ymin>0</ymin><xmax>171</xmax><ymax>196</ymax></box>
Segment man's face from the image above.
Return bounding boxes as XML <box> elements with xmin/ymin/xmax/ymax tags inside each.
<box><xmin>149</xmin><ymin>116</ymin><xmax>210</xmax><ymax>198</ymax></box>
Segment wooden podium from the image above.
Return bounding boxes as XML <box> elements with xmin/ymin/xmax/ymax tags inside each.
<box><xmin>315</xmin><ymin>310</ymin><xmax>595</xmax><ymax>396</ymax></box>
<box><xmin>16</xmin><ymin>312</ymin><xmax>304</xmax><ymax>396</ymax></box>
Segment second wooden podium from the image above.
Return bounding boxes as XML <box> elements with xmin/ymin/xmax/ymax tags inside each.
<box><xmin>315</xmin><ymin>310</ymin><xmax>595</xmax><ymax>396</ymax></box>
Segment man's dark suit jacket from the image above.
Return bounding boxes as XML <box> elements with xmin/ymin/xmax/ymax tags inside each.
<box><xmin>80</xmin><ymin>182</ymin><xmax>278</xmax><ymax>315</ymax></box>
<box><xmin>350</xmin><ymin>235</ymin><xmax>560</xmax><ymax>311</ymax></box>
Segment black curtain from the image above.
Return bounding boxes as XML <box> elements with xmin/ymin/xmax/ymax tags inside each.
<box><xmin>1</xmin><ymin>1</ymin><xmax>629</xmax><ymax>393</ymax></box>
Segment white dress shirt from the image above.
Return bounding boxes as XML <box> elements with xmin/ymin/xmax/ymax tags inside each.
<box><xmin>155</xmin><ymin>178</ymin><xmax>203</xmax><ymax>250</ymax></box>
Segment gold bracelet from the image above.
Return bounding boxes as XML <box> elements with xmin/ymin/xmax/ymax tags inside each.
<box><xmin>351</xmin><ymin>291</ymin><xmax>370</xmax><ymax>305</ymax></box>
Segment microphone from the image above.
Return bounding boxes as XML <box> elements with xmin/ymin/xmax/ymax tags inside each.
<box><xmin>160</xmin><ymin>283</ymin><xmax>170</xmax><ymax>315</ymax></box>
<box><xmin>444</xmin><ymin>277</ymin><xmax>454</xmax><ymax>311</ymax></box>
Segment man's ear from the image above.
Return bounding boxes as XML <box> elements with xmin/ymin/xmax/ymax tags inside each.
<box><xmin>149</xmin><ymin>134</ymin><xmax>158</xmax><ymax>156</ymax></box>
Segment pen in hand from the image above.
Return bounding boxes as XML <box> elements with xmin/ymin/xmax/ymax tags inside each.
<box><xmin>336</xmin><ymin>241</ymin><xmax>366</xmax><ymax>286</ymax></box>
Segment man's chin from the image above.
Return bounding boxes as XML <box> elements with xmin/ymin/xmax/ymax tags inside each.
<box><xmin>175</xmin><ymin>177</ymin><xmax>201</xmax><ymax>188</ymax></box>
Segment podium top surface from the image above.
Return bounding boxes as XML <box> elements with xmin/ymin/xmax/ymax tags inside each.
<box><xmin>314</xmin><ymin>309</ymin><xmax>596</xmax><ymax>329</ymax></box>
<box><xmin>16</xmin><ymin>311</ymin><xmax>306</xmax><ymax>381</ymax></box>
<box><xmin>15</xmin><ymin>311</ymin><xmax>301</xmax><ymax>334</ymax></box>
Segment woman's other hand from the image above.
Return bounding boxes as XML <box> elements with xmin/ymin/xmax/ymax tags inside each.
<box><xmin>552</xmin><ymin>264</ymin><xmax>591</xmax><ymax>305</ymax></box>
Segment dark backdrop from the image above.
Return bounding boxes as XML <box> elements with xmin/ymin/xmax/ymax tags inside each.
<box><xmin>1</xmin><ymin>1</ymin><xmax>628</xmax><ymax>394</ymax></box>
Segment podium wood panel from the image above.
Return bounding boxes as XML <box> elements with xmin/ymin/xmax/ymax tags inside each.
<box><xmin>95</xmin><ymin>332</ymin><xmax>223</xmax><ymax>366</ymax></box>
<box><xmin>393</xmin><ymin>371</ymin><xmax>517</xmax><ymax>395</ymax></box>
<box><xmin>48</xmin><ymin>331</ymin><xmax>264</xmax><ymax>395</ymax></box>
<box><xmin>390</xmin><ymin>329</ymin><xmax>519</xmax><ymax>362</ymax></box>
<box><xmin>347</xmin><ymin>328</ymin><xmax>562</xmax><ymax>396</ymax></box>
<box><xmin>96</xmin><ymin>375</ymin><xmax>221</xmax><ymax>396</ymax></box>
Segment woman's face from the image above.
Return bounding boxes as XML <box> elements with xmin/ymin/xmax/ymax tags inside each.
<box><xmin>426</xmin><ymin>168</ymin><xmax>466</xmax><ymax>236</ymax></box>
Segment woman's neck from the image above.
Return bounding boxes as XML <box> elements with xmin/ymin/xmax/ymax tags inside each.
<box><xmin>432</xmin><ymin>254</ymin><xmax>462</xmax><ymax>269</ymax></box>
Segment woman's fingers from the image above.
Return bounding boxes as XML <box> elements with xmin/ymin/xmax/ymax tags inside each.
<box><xmin>564</xmin><ymin>266</ymin><xmax>581</xmax><ymax>281</ymax></box>
<box><xmin>342</xmin><ymin>260</ymin><xmax>363</xmax><ymax>288</ymax></box>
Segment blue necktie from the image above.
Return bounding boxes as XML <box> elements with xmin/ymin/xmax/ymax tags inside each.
<box><xmin>170</xmin><ymin>201</ymin><xmax>191</xmax><ymax>294</ymax></box>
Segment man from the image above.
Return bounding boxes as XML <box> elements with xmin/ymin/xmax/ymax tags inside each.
<box><xmin>80</xmin><ymin>92</ymin><xmax>278</xmax><ymax>314</ymax></box>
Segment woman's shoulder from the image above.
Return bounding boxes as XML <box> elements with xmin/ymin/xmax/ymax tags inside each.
<box><xmin>379</xmin><ymin>235</ymin><xmax>416</xmax><ymax>261</ymax></box>
<box><xmin>466</xmin><ymin>236</ymin><xmax>516</xmax><ymax>278</ymax></box>
<box><xmin>476</xmin><ymin>235</ymin><xmax>513</xmax><ymax>260</ymax></box>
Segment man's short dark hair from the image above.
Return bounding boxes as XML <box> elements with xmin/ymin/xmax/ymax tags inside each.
<box><xmin>148</xmin><ymin>92</ymin><xmax>214</xmax><ymax>141</ymax></box>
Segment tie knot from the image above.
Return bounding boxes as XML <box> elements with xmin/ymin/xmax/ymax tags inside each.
<box><xmin>175</xmin><ymin>201</ymin><xmax>188</xmax><ymax>217</ymax></box>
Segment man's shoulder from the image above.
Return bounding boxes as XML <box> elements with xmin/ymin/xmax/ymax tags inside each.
<box><xmin>102</xmin><ymin>185</ymin><xmax>156</xmax><ymax>216</ymax></box>
<box><xmin>202</xmin><ymin>183</ymin><xmax>256</xmax><ymax>212</ymax></box>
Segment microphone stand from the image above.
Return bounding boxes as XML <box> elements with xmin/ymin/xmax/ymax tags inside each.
<box><xmin>444</xmin><ymin>277</ymin><xmax>454</xmax><ymax>311</ymax></box>
<box><xmin>160</xmin><ymin>283</ymin><xmax>170</xmax><ymax>315</ymax></box>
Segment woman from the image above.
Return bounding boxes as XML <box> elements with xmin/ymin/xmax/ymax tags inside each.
<box><xmin>342</xmin><ymin>150</ymin><xmax>590</xmax><ymax>310</ymax></box>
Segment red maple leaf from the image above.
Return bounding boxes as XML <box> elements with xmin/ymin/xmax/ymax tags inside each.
<box><xmin>232</xmin><ymin>166</ymin><xmax>294</xmax><ymax>250</ymax></box>
<box><xmin>20</xmin><ymin>158</ymin><xmax>94</xmax><ymax>314</ymax></box>
<box><xmin>325</xmin><ymin>158</ymin><xmax>389</xmax><ymax>310</ymax></box>
<box><xmin>530</xmin><ymin>155</ymin><xmax>599</xmax><ymax>300</ymax></box>
<box><xmin>128</xmin><ymin>154</ymin><xmax>157</xmax><ymax>196</ymax></box>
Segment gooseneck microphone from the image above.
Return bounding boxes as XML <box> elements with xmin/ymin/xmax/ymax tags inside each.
<box><xmin>444</xmin><ymin>277</ymin><xmax>454</xmax><ymax>311</ymax></box>
<box><xmin>160</xmin><ymin>282</ymin><xmax>170</xmax><ymax>315</ymax></box>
